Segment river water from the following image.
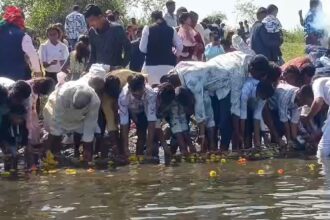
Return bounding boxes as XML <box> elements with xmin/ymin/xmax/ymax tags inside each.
<box><xmin>1</xmin><ymin>157</ymin><xmax>330</xmax><ymax>220</ymax></box>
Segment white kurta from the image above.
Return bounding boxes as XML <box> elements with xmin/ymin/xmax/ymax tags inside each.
<box><xmin>313</xmin><ymin>77</ymin><xmax>330</xmax><ymax>158</ymax></box>
<box><xmin>174</xmin><ymin>51</ymin><xmax>253</xmax><ymax>126</ymax></box>
<box><xmin>43</xmin><ymin>81</ymin><xmax>100</xmax><ymax>142</ymax></box>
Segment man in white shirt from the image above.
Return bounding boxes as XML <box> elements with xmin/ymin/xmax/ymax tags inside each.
<box><xmin>65</xmin><ymin>5</ymin><xmax>88</xmax><ymax>50</ymax></box>
<box><xmin>164</xmin><ymin>1</ymin><xmax>177</xmax><ymax>28</ymax></box>
<box><xmin>267</xmin><ymin>83</ymin><xmax>314</xmax><ymax>148</ymax></box>
<box><xmin>39</xmin><ymin>25</ymin><xmax>69</xmax><ymax>82</ymax></box>
<box><xmin>118</xmin><ymin>74</ymin><xmax>158</xmax><ymax>161</ymax></box>
<box><xmin>43</xmin><ymin>81</ymin><xmax>100</xmax><ymax>163</ymax></box>
<box><xmin>240</xmin><ymin>79</ymin><xmax>274</xmax><ymax>149</ymax></box>
<box><xmin>306</xmin><ymin>77</ymin><xmax>330</xmax><ymax>157</ymax></box>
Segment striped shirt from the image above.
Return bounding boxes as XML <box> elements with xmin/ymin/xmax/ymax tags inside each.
<box><xmin>272</xmin><ymin>83</ymin><xmax>300</xmax><ymax>124</ymax></box>
<box><xmin>118</xmin><ymin>84</ymin><xmax>157</xmax><ymax>125</ymax></box>
<box><xmin>175</xmin><ymin>51</ymin><xmax>253</xmax><ymax>123</ymax></box>
<box><xmin>240</xmin><ymin>78</ymin><xmax>265</xmax><ymax>120</ymax></box>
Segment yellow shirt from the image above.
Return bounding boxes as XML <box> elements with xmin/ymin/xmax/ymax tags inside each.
<box><xmin>101</xmin><ymin>69</ymin><xmax>140</xmax><ymax>131</ymax></box>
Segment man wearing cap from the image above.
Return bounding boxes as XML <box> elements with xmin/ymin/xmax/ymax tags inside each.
<box><xmin>43</xmin><ymin>81</ymin><xmax>100</xmax><ymax>163</ymax></box>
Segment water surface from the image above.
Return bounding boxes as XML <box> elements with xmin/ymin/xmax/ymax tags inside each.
<box><xmin>1</xmin><ymin>158</ymin><xmax>330</xmax><ymax>219</ymax></box>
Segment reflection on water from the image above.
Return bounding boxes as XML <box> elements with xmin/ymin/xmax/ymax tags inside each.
<box><xmin>1</xmin><ymin>158</ymin><xmax>330</xmax><ymax>219</ymax></box>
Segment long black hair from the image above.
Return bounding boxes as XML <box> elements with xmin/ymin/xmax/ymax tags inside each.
<box><xmin>75</xmin><ymin>35</ymin><xmax>90</xmax><ymax>63</ymax></box>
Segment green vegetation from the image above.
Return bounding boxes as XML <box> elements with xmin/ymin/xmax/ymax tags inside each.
<box><xmin>203</xmin><ymin>11</ymin><xmax>227</xmax><ymax>23</ymax></box>
<box><xmin>282</xmin><ymin>28</ymin><xmax>305</xmax><ymax>61</ymax></box>
<box><xmin>0</xmin><ymin>0</ymin><xmax>164</xmax><ymax>37</ymax></box>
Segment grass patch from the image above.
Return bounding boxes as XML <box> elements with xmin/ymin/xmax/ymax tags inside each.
<box><xmin>282</xmin><ymin>28</ymin><xmax>305</xmax><ymax>62</ymax></box>
<box><xmin>282</xmin><ymin>42</ymin><xmax>305</xmax><ymax>61</ymax></box>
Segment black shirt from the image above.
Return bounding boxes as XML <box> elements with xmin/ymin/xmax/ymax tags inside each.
<box><xmin>88</xmin><ymin>22</ymin><xmax>131</xmax><ymax>68</ymax></box>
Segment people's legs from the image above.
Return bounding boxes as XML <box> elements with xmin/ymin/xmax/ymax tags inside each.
<box><xmin>317</xmin><ymin>119</ymin><xmax>330</xmax><ymax>158</ymax></box>
<box><xmin>244</xmin><ymin>106</ymin><xmax>254</xmax><ymax>149</ymax></box>
<box><xmin>218</xmin><ymin>93</ymin><xmax>232</xmax><ymax>151</ymax></box>
<box><xmin>232</xmin><ymin>115</ymin><xmax>241</xmax><ymax>151</ymax></box>
<box><xmin>107</xmin><ymin>131</ymin><xmax>120</xmax><ymax>156</ymax></box>
<box><xmin>204</xmin><ymin>93</ymin><xmax>217</xmax><ymax>151</ymax></box>
<box><xmin>73</xmin><ymin>133</ymin><xmax>82</xmax><ymax>158</ymax></box>
<box><xmin>46</xmin><ymin>134</ymin><xmax>62</xmax><ymax>156</ymax></box>
<box><xmin>211</xmin><ymin>95</ymin><xmax>221</xmax><ymax>148</ymax></box>
<box><xmin>134</xmin><ymin>113</ymin><xmax>148</xmax><ymax>156</ymax></box>
<box><xmin>95</xmin><ymin>109</ymin><xmax>106</xmax><ymax>157</ymax></box>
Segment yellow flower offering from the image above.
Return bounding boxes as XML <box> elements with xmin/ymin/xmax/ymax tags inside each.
<box><xmin>48</xmin><ymin>170</ymin><xmax>58</xmax><ymax>174</ymax></box>
<box><xmin>1</xmin><ymin>172</ymin><xmax>11</xmax><ymax>177</ymax></box>
<box><xmin>221</xmin><ymin>159</ymin><xmax>227</xmax><ymax>164</ymax></box>
<box><xmin>65</xmin><ymin>169</ymin><xmax>77</xmax><ymax>175</ymax></box>
<box><xmin>257</xmin><ymin>169</ymin><xmax>265</xmax><ymax>175</ymax></box>
<box><xmin>129</xmin><ymin>155</ymin><xmax>138</xmax><ymax>162</ymax></box>
<box><xmin>209</xmin><ymin>170</ymin><xmax>217</xmax><ymax>178</ymax></box>
<box><xmin>308</xmin><ymin>164</ymin><xmax>316</xmax><ymax>171</ymax></box>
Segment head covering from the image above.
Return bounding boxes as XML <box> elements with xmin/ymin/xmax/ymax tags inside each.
<box><xmin>0</xmin><ymin>6</ymin><xmax>25</xmax><ymax>30</ymax></box>
<box><xmin>72</xmin><ymin>85</ymin><xmax>92</xmax><ymax>109</ymax></box>
<box><xmin>89</xmin><ymin>64</ymin><xmax>110</xmax><ymax>78</ymax></box>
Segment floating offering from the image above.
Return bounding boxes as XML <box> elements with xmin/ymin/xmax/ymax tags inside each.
<box><xmin>257</xmin><ymin>169</ymin><xmax>265</xmax><ymax>176</ymax></box>
<box><xmin>65</xmin><ymin>169</ymin><xmax>77</xmax><ymax>175</ymax></box>
<box><xmin>1</xmin><ymin>172</ymin><xmax>11</xmax><ymax>177</ymax></box>
<box><xmin>48</xmin><ymin>170</ymin><xmax>58</xmax><ymax>174</ymax></box>
<box><xmin>209</xmin><ymin>170</ymin><xmax>217</xmax><ymax>178</ymax></box>
<box><xmin>308</xmin><ymin>164</ymin><xmax>316</xmax><ymax>171</ymax></box>
<box><xmin>43</xmin><ymin>150</ymin><xmax>58</xmax><ymax>170</ymax></box>
<box><xmin>129</xmin><ymin>155</ymin><xmax>138</xmax><ymax>162</ymax></box>
<box><xmin>87</xmin><ymin>168</ymin><xmax>95</xmax><ymax>173</ymax></box>
<box><xmin>277</xmin><ymin>169</ymin><xmax>285</xmax><ymax>175</ymax></box>
<box><xmin>237</xmin><ymin>157</ymin><xmax>247</xmax><ymax>165</ymax></box>
<box><xmin>221</xmin><ymin>159</ymin><xmax>227</xmax><ymax>164</ymax></box>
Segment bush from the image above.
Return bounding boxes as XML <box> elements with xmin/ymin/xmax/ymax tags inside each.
<box><xmin>282</xmin><ymin>28</ymin><xmax>305</xmax><ymax>61</ymax></box>
<box><xmin>1</xmin><ymin>0</ymin><xmax>126</xmax><ymax>37</ymax></box>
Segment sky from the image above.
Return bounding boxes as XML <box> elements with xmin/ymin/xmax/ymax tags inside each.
<box><xmin>132</xmin><ymin>0</ymin><xmax>330</xmax><ymax>30</ymax></box>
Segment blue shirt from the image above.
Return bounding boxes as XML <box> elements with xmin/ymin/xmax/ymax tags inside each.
<box><xmin>304</xmin><ymin>9</ymin><xmax>325</xmax><ymax>38</ymax></box>
<box><xmin>205</xmin><ymin>43</ymin><xmax>225</xmax><ymax>61</ymax></box>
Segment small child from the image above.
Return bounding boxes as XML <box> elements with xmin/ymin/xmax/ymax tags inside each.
<box><xmin>0</xmin><ymin>105</ymin><xmax>28</xmax><ymax>172</ymax></box>
<box><xmin>262</xmin><ymin>4</ymin><xmax>282</xmax><ymax>34</ymax></box>
<box><xmin>205</xmin><ymin>35</ymin><xmax>225</xmax><ymax>61</ymax></box>
<box><xmin>169</xmin><ymin>87</ymin><xmax>196</xmax><ymax>156</ymax></box>
<box><xmin>39</xmin><ymin>24</ymin><xmax>69</xmax><ymax>83</ymax></box>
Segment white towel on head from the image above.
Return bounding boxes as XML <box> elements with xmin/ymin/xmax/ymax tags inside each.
<box><xmin>88</xmin><ymin>63</ymin><xmax>109</xmax><ymax>79</ymax></box>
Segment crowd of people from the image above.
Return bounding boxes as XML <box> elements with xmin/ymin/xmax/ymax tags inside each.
<box><xmin>0</xmin><ymin>0</ymin><xmax>330</xmax><ymax>172</ymax></box>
